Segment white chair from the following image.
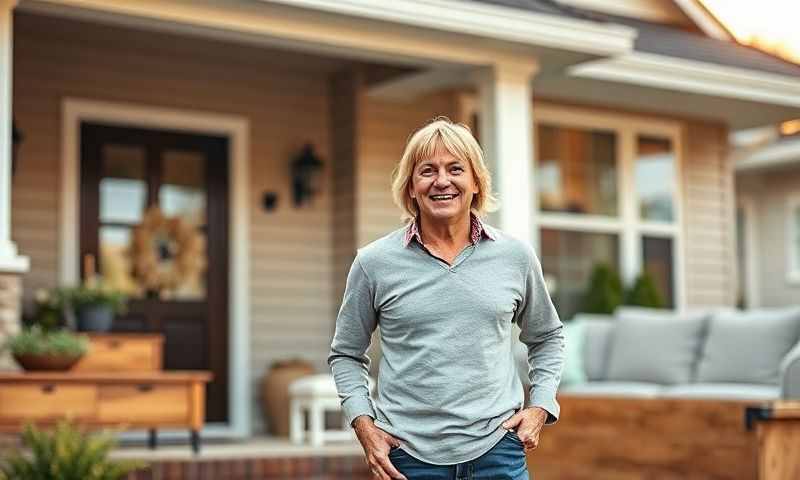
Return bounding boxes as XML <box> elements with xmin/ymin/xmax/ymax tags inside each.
<box><xmin>288</xmin><ymin>373</ymin><xmax>375</xmax><ymax>446</ymax></box>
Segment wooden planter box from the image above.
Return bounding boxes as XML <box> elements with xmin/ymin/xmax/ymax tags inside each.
<box><xmin>528</xmin><ymin>395</ymin><xmax>758</xmax><ymax>480</ymax></box>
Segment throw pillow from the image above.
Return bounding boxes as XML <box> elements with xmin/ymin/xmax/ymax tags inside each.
<box><xmin>560</xmin><ymin>320</ymin><xmax>587</xmax><ymax>386</ymax></box>
<box><xmin>573</xmin><ymin>313</ymin><xmax>615</xmax><ymax>381</ymax></box>
<box><xmin>606</xmin><ymin>312</ymin><xmax>708</xmax><ymax>384</ymax></box>
<box><xmin>697</xmin><ymin>308</ymin><xmax>800</xmax><ymax>385</ymax></box>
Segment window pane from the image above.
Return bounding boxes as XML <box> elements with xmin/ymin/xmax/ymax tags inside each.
<box><xmin>636</xmin><ymin>136</ymin><xmax>675</xmax><ymax>222</ymax></box>
<box><xmin>642</xmin><ymin>236</ymin><xmax>674</xmax><ymax>308</ymax></box>
<box><xmin>540</xmin><ymin>229</ymin><xmax>620</xmax><ymax>321</ymax></box>
<box><xmin>537</xmin><ymin>125</ymin><xmax>618</xmax><ymax>216</ymax></box>
<box><xmin>160</xmin><ymin>150</ymin><xmax>206</xmax><ymax>226</ymax></box>
<box><xmin>99</xmin><ymin>226</ymin><xmax>143</xmax><ymax>298</ymax></box>
<box><xmin>100</xmin><ymin>145</ymin><xmax>147</xmax><ymax>224</ymax></box>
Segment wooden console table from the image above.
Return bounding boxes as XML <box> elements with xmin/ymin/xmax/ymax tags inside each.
<box><xmin>746</xmin><ymin>401</ymin><xmax>800</xmax><ymax>480</ymax></box>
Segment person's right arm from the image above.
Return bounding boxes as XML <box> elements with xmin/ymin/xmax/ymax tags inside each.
<box><xmin>328</xmin><ymin>254</ymin><xmax>406</xmax><ymax>480</ymax></box>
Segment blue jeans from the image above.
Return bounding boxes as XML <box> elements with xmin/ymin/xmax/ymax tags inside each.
<box><xmin>388</xmin><ymin>431</ymin><xmax>529</xmax><ymax>480</ymax></box>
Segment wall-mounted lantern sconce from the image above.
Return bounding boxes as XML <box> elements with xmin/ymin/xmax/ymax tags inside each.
<box><xmin>12</xmin><ymin>119</ymin><xmax>23</xmax><ymax>177</ymax></box>
<box><xmin>291</xmin><ymin>144</ymin><xmax>323</xmax><ymax>207</ymax></box>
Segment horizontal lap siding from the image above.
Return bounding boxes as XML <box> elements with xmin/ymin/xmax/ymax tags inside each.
<box><xmin>683</xmin><ymin>122</ymin><xmax>736</xmax><ymax>307</ymax></box>
<box><xmin>13</xmin><ymin>12</ymin><xmax>338</xmax><ymax>433</ymax></box>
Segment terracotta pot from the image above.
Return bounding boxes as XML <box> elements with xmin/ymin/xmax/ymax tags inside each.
<box><xmin>13</xmin><ymin>352</ymin><xmax>83</xmax><ymax>371</ymax></box>
<box><xmin>262</xmin><ymin>359</ymin><xmax>315</xmax><ymax>437</ymax></box>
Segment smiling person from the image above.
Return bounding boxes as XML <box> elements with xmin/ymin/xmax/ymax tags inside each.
<box><xmin>328</xmin><ymin>117</ymin><xmax>564</xmax><ymax>480</ymax></box>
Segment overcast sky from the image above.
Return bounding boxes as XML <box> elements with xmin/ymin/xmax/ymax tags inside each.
<box><xmin>700</xmin><ymin>0</ymin><xmax>800</xmax><ymax>64</ymax></box>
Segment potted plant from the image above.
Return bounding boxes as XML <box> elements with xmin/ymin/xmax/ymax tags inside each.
<box><xmin>2</xmin><ymin>325</ymin><xmax>88</xmax><ymax>371</ymax></box>
<box><xmin>66</xmin><ymin>283</ymin><xmax>127</xmax><ymax>333</ymax></box>
<box><xmin>0</xmin><ymin>420</ymin><xmax>145</xmax><ymax>480</ymax></box>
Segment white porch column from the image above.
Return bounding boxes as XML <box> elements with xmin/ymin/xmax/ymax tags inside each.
<box><xmin>0</xmin><ymin>0</ymin><xmax>27</xmax><ymax>274</ymax></box>
<box><xmin>476</xmin><ymin>61</ymin><xmax>539</xmax><ymax>248</ymax></box>
<box><xmin>0</xmin><ymin>0</ymin><xmax>28</xmax><ymax>369</ymax></box>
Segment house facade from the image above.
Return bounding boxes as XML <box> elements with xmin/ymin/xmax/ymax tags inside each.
<box><xmin>1</xmin><ymin>0</ymin><xmax>799</xmax><ymax>437</ymax></box>
<box><xmin>734</xmin><ymin>127</ymin><xmax>800</xmax><ymax>308</ymax></box>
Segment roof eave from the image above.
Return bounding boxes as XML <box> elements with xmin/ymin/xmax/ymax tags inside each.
<box><xmin>569</xmin><ymin>52</ymin><xmax>800</xmax><ymax>108</ymax></box>
<box><xmin>262</xmin><ymin>0</ymin><xmax>637</xmax><ymax>56</ymax></box>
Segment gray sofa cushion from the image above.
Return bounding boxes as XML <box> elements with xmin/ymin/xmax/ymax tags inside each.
<box><xmin>573</xmin><ymin>314</ymin><xmax>615</xmax><ymax>381</ymax></box>
<box><xmin>660</xmin><ymin>383</ymin><xmax>780</xmax><ymax>401</ymax></box>
<box><xmin>697</xmin><ymin>308</ymin><xmax>800</xmax><ymax>385</ymax></box>
<box><xmin>559</xmin><ymin>381</ymin><xmax>662</xmax><ymax>398</ymax></box>
<box><xmin>605</xmin><ymin>312</ymin><xmax>707</xmax><ymax>385</ymax></box>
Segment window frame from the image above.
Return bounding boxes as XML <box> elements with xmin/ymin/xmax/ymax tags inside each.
<box><xmin>532</xmin><ymin>103</ymin><xmax>685</xmax><ymax>310</ymax></box>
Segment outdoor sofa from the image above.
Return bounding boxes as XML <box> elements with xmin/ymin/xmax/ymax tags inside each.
<box><xmin>514</xmin><ymin>306</ymin><xmax>800</xmax><ymax>479</ymax></box>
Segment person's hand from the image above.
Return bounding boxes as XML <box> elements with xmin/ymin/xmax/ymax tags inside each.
<box><xmin>352</xmin><ymin>415</ymin><xmax>408</xmax><ymax>480</ymax></box>
<box><xmin>501</xmin><ymin>407</ymin><xmax>548</xmax><ymax>452</ymax></box>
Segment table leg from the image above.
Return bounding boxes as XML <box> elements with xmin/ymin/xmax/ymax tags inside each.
<box><xmin>148</xmin><ymin>429</ymin><xmax>157</xmax><ymax>450</ymax></box>
<box><xmin>191</xmin><ymin>429</ymin><xmax>201</xmax><ymax>454</ymax></box>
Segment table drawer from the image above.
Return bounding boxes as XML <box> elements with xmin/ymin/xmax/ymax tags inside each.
<box><xmin>0</xmin><ymin>383</ymin><xmax>96</xmax><ymax>421</ymax></box>
<box><xmin>75</xmin><ymin>336</ymin><xmax>162</xmax><ymax>372</ymax></box>
<box><xmin>97</xmin><ymin>384</ymin><xmax>189</xmax><ymax>424</ymax></box>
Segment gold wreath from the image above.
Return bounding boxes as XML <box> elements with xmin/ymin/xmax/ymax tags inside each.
<box><xmin>131</xmin><ymin>206</ymin><xmax>206</xmax><ymax>296</ymax></box>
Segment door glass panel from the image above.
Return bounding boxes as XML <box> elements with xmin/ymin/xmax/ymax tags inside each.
<box><xmin>100</xmin><ymin>145</ymin><xmax>147</xmax><ymax>224</ymax></box>
<box><xmin>537</xmin><ymin>124</ymin><xmax>618</xmax><ymax>216</ymax></box>
<box><xmin>99</xmin><ymin>226</ymin><xmax>143</xmax><ymax>298</ymax></box>
<box><xmin>160</xmin><ymin>150</ymin><xmax>206</xmax><ymax>227</ymax></box>
<box><xmin>642</xmin><ymin>236</ymin><xmax>674</xmax><ymax>308</ymax></box>
<box><xmin>540</xmin><ymin>228</ymin><xmax>620</xmax><ymax>321</ymax></box>
<box><xmin>636</xmin><ymin>136</ymin><xmax>675</xmax><ymax>222</ymax></box>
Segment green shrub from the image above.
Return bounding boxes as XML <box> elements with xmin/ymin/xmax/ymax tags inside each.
<box><xmin>580</xmin><ymin>263</ymin><xmax>623</xmax><ymax>315</ymax></box>
<box><xmin>0</xmin><ymin>421</ymin><xmax>145</xmax><ymax>480</ymax></box>
<box><xmin>2</xmin><ymin>325</ymin><xmax>88</xmax><ymax>357</ymax></box>
<box><xmin>624</xmin><ymin>272</ymin><xmax>665</xmax><ymax>309</ymax></box>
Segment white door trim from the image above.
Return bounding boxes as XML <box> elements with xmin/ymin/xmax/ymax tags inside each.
<box><xmin>60</xmin><ymin>98</ymin><xmax>251</xmax><ymax>439</ymax></box>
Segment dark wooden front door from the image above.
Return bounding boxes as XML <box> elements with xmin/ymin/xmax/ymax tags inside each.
<box><xmin>80</xmin><ymin>123</ymin><xmax>229</xmax><ymax>423</ymax></box>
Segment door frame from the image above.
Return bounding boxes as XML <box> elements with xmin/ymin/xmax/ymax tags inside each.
<box><xmin>60</xmin><ymin>98</ymin><xmax>251</xmax><ymax>438</ymax></box>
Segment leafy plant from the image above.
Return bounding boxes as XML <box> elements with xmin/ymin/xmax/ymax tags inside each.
<box><xmin>624</xmin><ymin>272</ymin><xmax>665</xmax><ymax>309</ymax></box>
<box><xmin>1</xmin><ymin>325</ymin><xmax>88</xmax><ymax>357</ymax></box>
<box><xmin>63</xmin><ymin>283</ymin><xmax>127</xmax><ymax>315</ymax></box>
<box><xmin>0</xmin><ymin>421</ymin><xmax>145</xmax><ymax>480</ymax></box>
<box><xmin>580</xmin><ymin>263</ymin><xmax>623</xmax><ymax>314</ymax></box>
<box><xmin>28</xmin><ymin>288</ymin><xmax>71</xmax><ymax>332</ymax></box>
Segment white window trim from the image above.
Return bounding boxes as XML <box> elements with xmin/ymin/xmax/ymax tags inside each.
<box><xmin>786</xmin><ymin>194</ymin><xmax>800</xmax><ymax>285</ymax></box>
<box><xmin>533</xmin><ymin>102</ymin><xmax>686</xmax><ymax>310</ymax></box>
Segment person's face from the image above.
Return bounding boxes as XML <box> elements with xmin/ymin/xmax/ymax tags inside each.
<box><xmin>409</xmin><ymin>144</ymin><xmax>479</xmax><ymax>224</ymax></box>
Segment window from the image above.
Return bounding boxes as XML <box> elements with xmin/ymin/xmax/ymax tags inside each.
<box><xmin>788</xmin><ymin>195</ymin><xmax>800</xmax><ymax>283</ymax></box>
<box><xmin>534</xmin><ymin>106</ymin><xmax>682</xmax><ymax>319</ymax></box>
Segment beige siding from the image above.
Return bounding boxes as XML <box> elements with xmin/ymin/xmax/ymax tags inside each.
<box><xmin>330</xmin><ymin>71</ymin><xmax>360</xmax><ymax>319</ymax></box>
<box><xmin>682</xmin><ymin>122</ymin><xmax>737</xmax><ymax>307</ymax></box>
<box><xmin>12</xmin><ymin>13</ymin><xmax>342</xmax><ymax>432</ymax></box>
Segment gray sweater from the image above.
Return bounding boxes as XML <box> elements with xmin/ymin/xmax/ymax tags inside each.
<box><xmin>328</xmin><ymin>224</ymin><xmax>564</xmax><ymax>465</ymax></box>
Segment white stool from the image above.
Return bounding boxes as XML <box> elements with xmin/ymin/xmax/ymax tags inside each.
<box><xmin>288</xmin><ymin>373</ymin><xmax>375</xmax><ymax>446</ymax></box>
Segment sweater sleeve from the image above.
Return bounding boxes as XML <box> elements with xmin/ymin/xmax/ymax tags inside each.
<box><xmin>515</xmin><ymin>247</ymin><xmax>565</xmax><ymax>425</ymax></box>
<box><xmin>328</xmin><ymin>254</ymin><xmax>378</xmax><ymax>427</ymax></box>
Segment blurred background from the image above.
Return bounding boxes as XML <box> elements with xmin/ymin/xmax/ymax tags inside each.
<box><xmin>0</xmin><ymin>0</ymin><xmax>799</xmax><ymax>479</ymax></box>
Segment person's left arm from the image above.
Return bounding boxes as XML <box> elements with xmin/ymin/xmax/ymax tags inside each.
<box><xmin>503</xmin><ymin>246</ymin><xmax>565</xmax><ymax>449</ymax></box>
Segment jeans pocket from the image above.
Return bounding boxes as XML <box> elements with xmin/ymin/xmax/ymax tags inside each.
<box><xmin>505</xmin><ymin>430</ymin><xmax>524</xmax><ymax>447</ymax></box>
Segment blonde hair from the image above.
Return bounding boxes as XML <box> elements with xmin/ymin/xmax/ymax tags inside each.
<box><xmin>391</xmin><ymin>117</ymin><xmax>497</xmax><ymax>222</ymax></box>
